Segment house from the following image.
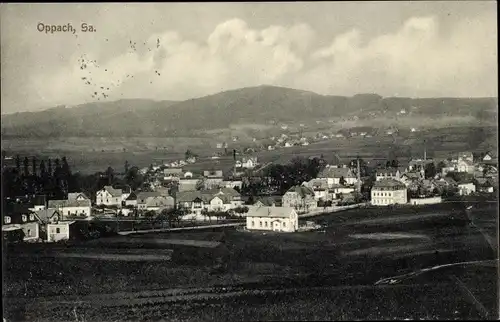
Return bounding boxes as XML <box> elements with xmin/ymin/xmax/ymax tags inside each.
<box><xmin>176</xmin><ymin>188</ymin><xmax>242</xmax><ymax>215</ymax></box>
<box><xmin>252</xmin><ymin>197</ymin><xmax>277</xmax><ymax>207</ymax></box>
<box><xmin>67</xmin><ymin>192</ymin><xmax>90</xmax><ymax>202</ymax></box>
<box><xmin>46</xmin><ymin>221</ymin><xmax>77</xmax><ymax>242</ymax></box>
<box><xmin>163</xmin><ymin>168</ymin><xmax>184</xmax><ymax>180</ymax></box>
<box><xmin>282</xmin><ymin>185</ymin><xmax>316</xmax><ymax>212</ymax></box>
<box><xmin>371</xmin><ymin>179</ymin><xmax>408</xmax><ymax>206</ymax></box>
<box><xmin>144</xmin><ymin>195</ymin><xmax>175</xmax><ymax>212</ymax></box>
<box><xmin>317</xmin><ymin>165</ymin><xmax>358</xmax><ymax>187</ymax></box>
<box><xmin>2</xmin><ymin>207</ymin><xmax>40</xmax><ymax>242</ymax></box>
<box><xmin>124</xmin><ymin>192</ymin><xmax>138</xmax><ymax>207</ymax></box>
<box><xmin>96</xmin><ymin>186</ymin><xmax>123</xmax><ymax>207</ymax></box>
<box><xmin>203</xmin><ymin>170</ymin><xmax>224</xmax><ymax>189</ymax></box>
<box><xmin>284</xmin><ymin>142</ymin><xmax>293</xmax><ymax>148</ymax></box>
<box><xmin>47</xmin><ymin>197</ymin><xmax>92</xmax><ymax>218</ymax></box>
<box><xmin>400</xmin><ymin>172</ymin><xmax>423</xmax><ymax>186</ymax></box>
<box><xmin>482</xmin><ymin>151</ymin><xmax>497</xmax><ymax>162</ymax></box>
<box><xmin>238</xmin><ymin>157</ymin><xmax>258</xmax><ymax>169</ymax></box>
<box><xmin>136</xmin><ymin>191</ymin><xmax>162</xmax><ymax>210</ymax></box>
<box><xmin>329</xmin><ymin>184</ymin><xmax>355</xmax><ymax>196</ymax></box>
<box><xmin>34</xmin><ymin>208</ymin><xmax>62</xmax><ymax>224</ymax></box>
<box><xmin>457</xmin><ymin>160</ymin><xmax>474</xmax><ymax>174</ymax></box>
<box><xmin>408</xmin><ymin>159</ymin><xmax>434</xmax><ymax>172</ymax></box>
<box><xmin>246</xmin><ymin>206</ymin><xmax>298</xmax><ymax>232</ymax></box>
<box><xmin>475</xmin><ymin>178</ymin><xmax>494</xmax><ymax>193</ymax></box>
<box><xmin>441</xmin><ymin>160</ymin><xmax>457</xmax><ymax>175</ymax></box>
<box><xmin>376</xmin><ymin>168</ymin><xmax>404</xmax><ymax>182</ymax></box>
<box><xmin>302</xmin><ymin>179</ymin><xmax>335</xmax><ymax>201</ymax></box>
<box><xmin>458</xmin><ymin>182</ymin><xmax>476</xmax><ymax>196</ymax></box>
<box><xmin>222</xmin><ymin>179</ymin><xmax>243</xmax><ymax>190</ymax></box>
<box><xmin>458</xmin><ymin>152</ymin><xmax>474</xmax><ymax>163</ymax></box>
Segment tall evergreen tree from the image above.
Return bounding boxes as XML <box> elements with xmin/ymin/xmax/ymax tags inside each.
<box><xmin>23</xmin><ymin>157</ymin><xmax>29</xmax><ymax>177</ymax></box>
<box><xmin>124</xmin><ymin>160</ymin><xmax>130</xmax><ymax>174</ymax></box>
<box><xmin>106</xmin><ymin>166</ymin><xmax>114</xmax><ymax>185</ymax></box>
<box><xmin>32</xmin><ymin>156</ymin><xmax>37</xmax><ymax>176</ymax></box>
<box><xmin>15</xmin><ymin>154</ymin><xmax>21</xmax><ymax>173</ymax></box>
<box><xmin>47</xmin><ymin>159</ymin><xmax>53</xmax><ymax>176</ymax></box>
<box><xmin>39</xmin><ymin>160</ymin><xmax>46</xmax><ymax>175</ymax></box>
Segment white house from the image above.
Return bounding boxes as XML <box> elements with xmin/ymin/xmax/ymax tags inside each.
<box><xmin>46</xmin><ymin>221</ymin><xmax>76</xmax><ymax>242</ymax></box>
<box><xmin>371</xmin><ymin>179</ymin><xmax>408</xmax><ymax>206</ymax></box>
<box><xmin>302</xmin><ymin>179</ymin><xmax>335</xmax><ymax>201</ymax></box>
<box><xmin>317</xmin><ymin>165</ymin><xmax>358</xmax><ymax>187</ymax></box>
<box><xmin>96</xmin><ymin>186</ymin><xmax>123</xmax><ymax>207</ymax></box>
<box><xmin>456</xmin><ymin>159</ymin><xmax>474</xmax><ymax>173</ymax></box>
<box><xmin>458</xmin><ymin>152</ymin><xmax>474</xmax><ymax>163</ymax></box>
<box><xmin>376</xmin><ymin>168</ymin><xmax>404</xmax><ymax>182</ymax></box>
<box><xmin>458</xmin><ymin>183</ymin><xmax>476</xmax><ymax>196</ymax></box>
<box><xmin>48</xmin><ymin>193</ymin><xmax>92</xmax><ymax>218</ymax></box>
<box><xmin>246</xmin><ymin>206</ymin><xmax>298</xmax><ymax>232</ymax></box>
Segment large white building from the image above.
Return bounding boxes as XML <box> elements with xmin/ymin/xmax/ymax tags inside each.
<box><xmin>246</xmin><ymin>206</ymin><xmax>298</xmax><ymax>232</ymax></box>
<box><xmin>371</xmin><ymin>179</ymin><xmax>408</xmax><ymax>206</ymax></box>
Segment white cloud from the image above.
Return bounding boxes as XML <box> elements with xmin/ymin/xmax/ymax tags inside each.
<box><xmin>31</xmin><ymin>14</ymin><xmax>497</xmax><ymax>108</ymax></box>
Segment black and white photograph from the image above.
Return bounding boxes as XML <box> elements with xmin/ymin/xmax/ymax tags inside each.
<box><xmin>1</xmin><ymin>2</ymin><xmax>498</xmax><ymax>321</ymax></box>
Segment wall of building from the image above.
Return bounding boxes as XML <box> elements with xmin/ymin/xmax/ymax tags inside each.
<box><xmin>59</xmin><ymin>206</ymin><xmax>91</xmax><ymax>217</ymax></box>
<box><xmin>409</xmin><ymin>196</ymin><xmax>442</xmax><ymax>205</ymax></box>
<box><xmin>246</xmin><ymin>216</ymin><xmax>297</xmax><ymax>232</ymax></box>
<box><xmin>47</xmin><ymin>223</ymin><xmax>70</xmax><ymax>242</ymax></box>
<box><xmin>21</xmin><ymin>222</ymin><xmax>39</xmax><ymax>241</ymax></box>
<box><xmin>371</xmin><ymin>188</ymin><xmax>407</xmax><ymax>206</ymax></box>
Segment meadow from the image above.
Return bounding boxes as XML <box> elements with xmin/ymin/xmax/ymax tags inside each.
<box><xmin>3</xmin><ymin>203</ymin><xmax>498</xmax><ymax>321</ymax></box>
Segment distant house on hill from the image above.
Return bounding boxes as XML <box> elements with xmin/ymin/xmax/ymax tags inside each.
<box><xmin>246</xmin><ymin>206</ymin><xmax>298</xmax><ymax>232</ymax></box>
<box><xmin>282</xmin><ymin>185</ymin><xmax>316</xmax><ymax>212</ymax></box>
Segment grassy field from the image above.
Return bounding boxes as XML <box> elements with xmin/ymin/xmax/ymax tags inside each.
<box><xmin>2</xmin><ymin>125</ymin><xmax>496</xmax><ymax>174</ymax></box>
<box><xmin>3</xmin><ymin>202</ymin><xmax>498</xmax><ymax>321</ymax></box>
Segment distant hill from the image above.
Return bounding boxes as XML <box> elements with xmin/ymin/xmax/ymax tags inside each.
<box><xmin>1</xmin><ymin>85</ymin><xmax>497</xmax><ymax>138</ymax></box>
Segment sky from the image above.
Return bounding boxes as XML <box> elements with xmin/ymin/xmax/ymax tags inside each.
<box><xmin>0</xmin><ymin>2</ymin><xmax>497</xmax><ymax>114</ymax></box>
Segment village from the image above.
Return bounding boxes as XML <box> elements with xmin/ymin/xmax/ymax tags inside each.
<box><xmin>2</xmin><ymin>145</ymin><xmax>497</xmax><ymax>242</ymax></box>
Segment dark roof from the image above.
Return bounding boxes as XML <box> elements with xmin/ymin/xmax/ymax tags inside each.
<box><xmin>34</xmin><ymin>209</ymin><xmax>61</xmax><ymax>223</ymax></box>
<box><xmin>126</xmin><ymin>192</ymin><xmax>137</xmax><ymax>201</ymax></box>
<box><xmin>372</xmin><ymin>179</ymin><xmax>406</xmax><ymax>190</ymax></box>
<box><xmin>285</xmin><ymin>185</ymin><xmax>315</xmax><ymax>197</ymax></box>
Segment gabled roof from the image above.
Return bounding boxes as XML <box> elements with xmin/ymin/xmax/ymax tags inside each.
<box><xmin>304</xmin><ymin>179</ymin><xmax>329</xmax><ymax>190</ymax></box>
<box><xmin>34</xmin><ymin>209</ymin><xmax>60</xmax><ymax>223</ymax></box>
<box><xmin>376</xmin><ymin>168</ymin><xmax>400</xmax><ymax>176</ymax></box>
<box><xmin>48</xmin><ymin>199</ymin><xmax>91</xmax><ymax>208</ymax></box>
<box><xmin>254</xmin><ymin>197</ymin><xmax>276</xmax><ymax>206</ymax></box>
<box><xmin>285</xmin><ymin>185</ymin><xmax>315</xmax><ymax>197</ymax></box>
<box><xmin>145</xmin><ymin>196</ymin><xmax>174</xmax><ymax>207</ymax></box>
<box><xmin>372</xmin><ymin>179</ymin><xmax>406</xmax><ymax>190</ymax></box>
<box><xmin>137</xmin><ymin>191</ymin><xmax>161</xmax><ymax>203</ymax></box>
<box><xmin>246</xmin><ymin>206</ymin><xmax>296</xmax><ymax>218</ymax></box>
<box><xmin>126</xmin><ymin>192</ymin><xmax>137</xmax><ymax>201</ymax></box>
<box><xmin>318</xmin><ymin>166</ymin><xmax>355</xmax><ymax>179</ymax></box>
<box><xmin>100</xmin><ymin>186</ymin><xmax>122</xmax><ymax>197</ymax></box>
<box><xmin>67</xmin><ymin>192</ymin><xmax>90</xmax><ymax>201</ymax></box>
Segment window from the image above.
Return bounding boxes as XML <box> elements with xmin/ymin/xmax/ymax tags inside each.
<box><xmin>67</xmin><ymin>211</ymin><xmax>70</xmax><ymax>215</ymax></box>
<box><xmin>251</xmin><ymin>220</ymin><xmax>255</xmax><ymax>227</ymax></box>
<box><xmin>265</xmin><ymin>222</ymin><xmax>268</xmax><ymax>227</ymax></box>
<box><xmin>27</xmin><ymin>229</ymin><xmax>32</xmax><ymax>237</ymax></box>
<box><xmin>283</xmin><ymin>222</ymin><xmax>286</xmax><ymax>227</ymax></box>
<box><xmin>29</xmin><ymin>214</ymin><xmax>34</xmax><ymax>221</ymax></box>
<box><xmin>259</xmin><ymin>221</ymin><xmax>262</xmax><ymax>227</ymax></box>
<box><xmin>56</xmin><ymin>228</ymin><xmax>60</xmax><ymax>234</ymax></box>
<box><xmin>4</xmin><ymin>216</ymin><xmax>11</xmax><ymax>224</ymax></box>
<box><xmin>22</xmin><ymin>215</ymin><xmax>27</xmax><ymax>222</ymax></box>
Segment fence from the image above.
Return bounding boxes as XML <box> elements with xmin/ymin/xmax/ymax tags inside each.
<box><xmin>299</xmin><ymin>203</ymin><xmax>368</xmax><ymax>218</ymax></box>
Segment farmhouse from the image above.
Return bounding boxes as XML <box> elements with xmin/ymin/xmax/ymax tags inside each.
<box><xmin>458</xmin><ymin>152</ymin><xmax>474</xmax><ymax>163</ymax></box>
<box><xmin>176</xmin><ymin>188</ymin><xmax>242</xmax><ymax>214</ymax></box>
<box><xmin>246</xmin><ymin>206</ymin><xmax>298</xmax><ymax>232</ymax></box>
<box><xmin>124</xmin><ymin>192</ymin><xmax>138</xmax><ymax>207</ymax></box>
<box><xmin>46</xmin><ymin>221</ymin><xmax>77</xmax><ymax>242</ymax></box>
<box><xmin>48</xmin><ymin>194</ymin><xmax>92</xmax><ymax>218</ymax></box>
<box><xmin>457</xmin><ymin>159</ymin><xmax>474</xmax><ymax>173</ymax></box>
<box><xmin>302</xmin><ymin>179</ymin><xmax>336</xmax><ymax>201</ymax></box>
<box><xmin>371</xmin><ymin>179</ymin><xmax>408</xmax><ymax>206</ymax></box>
<box><xmin>96</xmin><ymin>186</ymin><xmax>123</xmax><ymax>207</ymax></box>
<box><xmin>458</xmin><ymin>182</ymin><xmax>476</xmax><ymax>196</ymax></box>
<box><xmin>2</xmin><ymin>207</ymin><xmax>40</xmax><ymax>242</ymax></box>
<box><xmin>282</xmin><ymin>185</ymin><xmax>316</xmax><ymax>212</ymax></box>
<box><xmin>317</xmin><ymin>165</ymin><xmax>357</xmax><ymax>187</ymax></box>
<box><xmin>236</xmin><ymin>157</ymin><xmax>258</xmax><ymax>169</ymax></box>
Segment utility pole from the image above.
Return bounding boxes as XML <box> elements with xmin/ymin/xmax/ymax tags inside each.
<box><xmin>424</xmin><ymin>139</ymin><xmax>427</xmax><ymax>161</ymax></box>
<box><xmin>356</xmin><ymin>156</ymin><xmax>361</xmax><ymax>193</ymax></box>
